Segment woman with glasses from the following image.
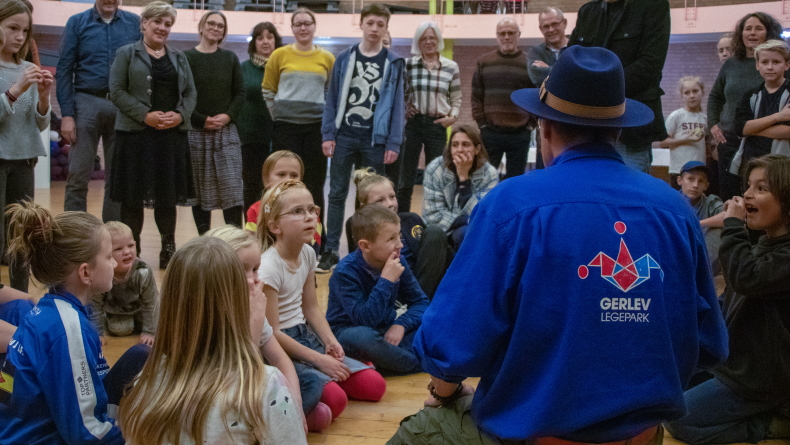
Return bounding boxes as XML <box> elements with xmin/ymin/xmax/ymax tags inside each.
<box><xmin>185</xmin><ymin>11</ymin><xmax>246</xmax><ymax>235</ymax></box>
<box><xmin>398</xmin><ymin>21</ymin><xmax>462</xmax><ymax>213</ymax></box>
<box><xmin>263</xmin><ymin>8</ymin><xmax>335</xmax><ymax>249</ymax></box>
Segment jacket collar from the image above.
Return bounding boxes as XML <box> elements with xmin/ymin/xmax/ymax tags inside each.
<box><xmin>91</xmin><ymin>5</ymin><xmax>118</xmax><ymax>22</ymax></box>
<box><xmin>48</xmin><ymin>288</ymin><xmax>89</xmax><ymax>316</ymax></box>
<box><xmin>133</xmin><ymin>39</ymin><xmax>179</xmax><ymax>69</ymax></box>
<box><xmin>550</xmin><ymin>142</ymin><xmax>624</xmax><ymax>167</ymax></box>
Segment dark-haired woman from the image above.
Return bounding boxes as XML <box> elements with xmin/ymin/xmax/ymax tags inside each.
<box><xmin>422</xmin><ymin>124</ymin><xmax>498</xmax><ymax>250</ymax></box>
<box><xmin>239</xmin><ymin>22</ymin><xmax>282</xmax><ymax>209</ymax></box>
<box><xmin>708</xmin><ymin>12</ymin><xmax>784</xmax><ymax>201</ymax></box>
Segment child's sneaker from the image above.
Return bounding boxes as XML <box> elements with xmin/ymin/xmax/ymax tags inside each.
<box><xmin>316</xmin><ymin>250</ymin><xmax>339</xmax><ymax>273</ymax></box>
<box><xmin>306</xmin><ymin>402</ymin><xmax>333</xmax><ymax>432</ymax></box>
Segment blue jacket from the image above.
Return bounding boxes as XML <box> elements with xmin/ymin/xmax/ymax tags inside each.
<box><xmin>0</xmin><ymin>291</ymin><xmax>123</xmax><ymax>445</ymax></box>
<box><xmin>55</xmin><ymin>6</ymin><xmax>141</xmax><ymax>117</ymax></box>
<box><xmin>413</xmin><ymin>143</ymin><xmax>729</xmax><ymax>442</ymax></box>
<box><xmin>321</xmin><ymin>44</ymin><xmax>405</xmax><ymax>153</ymax></box>
<box><xmin>327</xmin><ymin>249</ymin><xmax>428</xmax><ymax>334</ymax></box>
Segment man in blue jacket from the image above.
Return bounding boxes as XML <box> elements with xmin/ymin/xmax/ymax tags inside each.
<box><xmin>388</xmin><ymin>46</ymin><xmax>729</xmax><ymax>445</ymax></box>
<box><xmin>318</xmin><ymin>3</ymin><xmax>405</xmax><ymax>273</ymax></box>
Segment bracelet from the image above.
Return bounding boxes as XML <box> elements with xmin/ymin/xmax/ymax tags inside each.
<box><xmin>5</xmin><ymin>90</ymin><xmax>17</xmax><ymax>103</ymax></box>
<box><xmin>427</xmin><ymin>381</ymin><xmax>465</xmax><ymax>406</ymax></box>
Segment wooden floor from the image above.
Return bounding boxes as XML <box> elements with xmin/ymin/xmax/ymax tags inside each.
<box><xmin>4</xmin><ymin>181</ymin><xmax>785</xmax><ymax>445</ymax></box>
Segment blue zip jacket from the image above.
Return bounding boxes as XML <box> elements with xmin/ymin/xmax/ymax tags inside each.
<box><xmin>321</xmin><ymin>44</ymin><xmax>405</xmax><ymax>153</ymax></box>
<box><xmin>413</xmin><ymin>143</ymin><xmax>729</xmax><ymax>442</ymax></box>
<box><xmin>0</xmin><ymin>290</ymin><xmax>123</xmax><ymax>445</ymax></box>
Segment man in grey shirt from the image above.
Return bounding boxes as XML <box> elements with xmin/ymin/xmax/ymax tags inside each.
<box><xmin>527</xmin><ymin>6</ymin><xmax>568</xmax><ymax>87</ymax></box>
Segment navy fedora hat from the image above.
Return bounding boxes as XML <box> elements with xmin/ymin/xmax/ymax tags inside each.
<box><xmin>511</xmin><ymin>45</ymin><xmax>654</xmax><ymax>128</ymax></box>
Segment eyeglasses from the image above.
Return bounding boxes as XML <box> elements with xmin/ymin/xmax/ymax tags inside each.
<box><xmin>292</xmin><ymin>21</ymin><xmax>314</xmax><ymax>28</ymax></box>
<box><xmin>279</xmin><ymin>205</ymin><xmax>320</xmax><ymax>220</ymax></box>
<box><xmin>540</xmin><ymin>21</ymin><xmax>563</xmax><ymax>32</ymax></box>
<box><xmin>497</xmin><ymin>31</ymin><xmax>518</xmax><ymax>37</ymax></box>
<box><xmin>205</xmin><ymin>20</ymin><xmax>225</xmax><ymax>30</ymax></box>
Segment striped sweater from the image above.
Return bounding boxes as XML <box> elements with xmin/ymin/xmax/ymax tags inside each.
<box><xmin>262</xmin><ymin>44</ymin><xmax>335</xmax><ymax>124</ymax></box>
<box><xmin>471</xmin><ymin>49</ymin><xmax>535</xmax><ymax>129</ymax></box>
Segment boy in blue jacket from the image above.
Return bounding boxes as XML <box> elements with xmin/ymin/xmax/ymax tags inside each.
<box><xmin>327</xmin><ymin>205</ymin><xmax>427</xmax><ymax>376</ymax></box>
<box><xmin>318</xmin><ymin>3</ymin><xmax>406</xmax><ymax>272</ymax></box>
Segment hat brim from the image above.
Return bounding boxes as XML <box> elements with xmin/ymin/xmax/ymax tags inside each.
<box><xmin>511</xmin><ymin>88</ymin><xmax>655</xmax><ymax>128</ymax></box>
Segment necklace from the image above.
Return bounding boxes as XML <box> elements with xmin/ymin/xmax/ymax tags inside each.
<box><xmin>143</xmin><ymin>39</ymin><xmax>164</xmax><ymax>57</ymax></box>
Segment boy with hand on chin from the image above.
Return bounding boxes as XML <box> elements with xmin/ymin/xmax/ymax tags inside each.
<box><xmin>326</xmin><ymin>205</ymin><xmax>428</xmax><ymax>376</ymax></box>
<box><xmin>678</xmin><ymin>161</ymin><xmax>726</xmax><ymax>272</ymax></box>
<box><xmin>91</xmin><ymin>222</ymin><xmax>159</xmax><ymax>346</ymax></box>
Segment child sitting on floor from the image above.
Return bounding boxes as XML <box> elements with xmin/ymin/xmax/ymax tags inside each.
<box><xmin>345</xmin><ymin>168</ymin><xmax>453</xmax><ymax>299</ymax></box>
<box><xmin>327</xmin><ymin>204</ymin><xmax>429</xmax><ymax>376</ymax></box>
<box><xmin>118</xmin><ymin>236</ymin><xmax>307</xmax><ymax>444</ymax></box>
<box><xmin>666</xmin><ymin>154</ymin><xmax>790</xmax><ymax>444</ymax></box>
<box><xmin>257</xmin><ymin>180</ymin><xmax>386</xmax><ymax>432</ymax></box>
<box><xmin>90</xmin><ymin>221</ymin><xmax>159</xmax><ymax>346</ymax></box>
<box><xmin>677</xmin><ymin>161</ymin><xmax>726</xmax><ymax>273</ymax></box>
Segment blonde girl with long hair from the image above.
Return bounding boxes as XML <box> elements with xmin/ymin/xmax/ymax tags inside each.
<box><xmin>257</xmin><ymin>180</ymin><xmax>386</xmax><ymax>432</ymax></box>
<box><xmin>118</xmin><ymin>236</ymin><xmax>307</xmax><ymax>444</ymax></box>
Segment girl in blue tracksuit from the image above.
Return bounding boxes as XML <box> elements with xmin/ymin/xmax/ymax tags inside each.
<box><xmin>0</xmin><ymin>201</ymin><xmax>124</xmax><ymax>445</ymax></box>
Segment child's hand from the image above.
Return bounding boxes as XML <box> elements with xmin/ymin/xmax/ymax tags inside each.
<box><xmin>381</xmin><ymin>251</ymin><xmax>404</xmax><ymax>283</ymax></box>
<box><xmin>723</xmin><ymin>196</ymin><xmax>747</xmax><ymax>221</ymax></box>
<box><xmin>384</xmin><ymin>324</ymin><xmax>405</xmax><ymax>346</ymax></box>
<box><xmin>37</xmin><ymin>69</ymin><xmax>54</xmax><ymax>97</ymax></box>
<box><xmin>138</xmin><ymin>333</ymin><xmax>154</xmax><ymax>346</ymax></box>
<box><xmin>324</xmin><ymin>340</ymin><xmax>345</xmax><ymax>361</ymax></box>
<box><xmin>314</xmin><ymin>353</ymin><xmax>350</xmax><ymax>382</ymax></box>
<box><xmin>13</xmin><ymin>64</ymin><xmax>43</xmax><ymax>95</ymax></box>
<box><xmin>99</xmin><ymin>335</ymin><xmax>108</xmax><ymax>346</ymax></box>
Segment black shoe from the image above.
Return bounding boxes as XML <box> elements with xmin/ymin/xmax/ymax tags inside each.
<box><xmin>160</xmin><ymin>235</ymin><xmax>176</xmax><ymax>270</ymax></box>
<box><xmin>316</xmin><ymin>250</ymin><xmax>339</xmax><ymax>274</ymax></box>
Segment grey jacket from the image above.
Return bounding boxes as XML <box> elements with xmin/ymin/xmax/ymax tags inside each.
<box><xmin>109</xmin><ymin>40</ymin><xmax>196</xmax><ymax>132</ymax></box>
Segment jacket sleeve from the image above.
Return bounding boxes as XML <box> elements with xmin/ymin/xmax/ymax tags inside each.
<box><xmin>139</xmin><ymin>266</ymin><xmax>159</xmax><ymax>336</ymax></box>
<box><xmin>38</xmin><ymin>329</ymin><xmax>124</xmax><ymax>444</ymax></box>
<box><xmin>328</xmin><ymin>266</ymin><xmax>397</xmax><ymax>329</ymax></box>
<box><xmin>226</xmin><ymin>52</ymin><xmax>246</xmax><ymax>123</ymax></box>
<box><xmin>691</xmin><ymin>221</ymin><xmax>729</xmax><ymax>369</ymax></box>
<box><xmin>321</xmin><ymin>56</ymin><xmax>343</xmax><ymax>142</ymax></box>
<box><xmin>262</xmin><ymin>50</ymin><xmax>281</xmax><ymax>116</ymax></box>
<box><xmin>55</xmin><ymin>16</ymin><xmax>79</xmax><ymax>118</ymax></box>
<box><xmin>109</xmin><ymin>46</ymin><xmax>150</xmax><ymax>125</ymax></box>
<box><xmin>462</xmin><ymin>164</ymin><xmax>498</xmax><ymax>216</ymax></box>
<box><xmin>392</xmin><ymin>262</ymin><xmax>428</xmax><ymax>333</ymax></box>
<box><xmin>178</xmin><ymin>54</ymin><xmax>197</xmax><ymax>129</ymax></box>
<box><xmin>527</xmin><ymin>45</ymin><xmax>552</xmax><ymax>87</ymax></box>
<box><xmin>734</xmin><ymin>90</ymin><xmax>755</xmax><ymax>138</ymax></box>
<box><xmin>621</xmin><ymin>0</ymin><xmax>670</xmax><ymax>99</ymax></box>
<box><xmin>385</xmin><ymin>59</ymin><xmax>406</xmax><ymax>153</ymax></box>
<box><xmin>720</xmin><ymin>217</ymin><xmax>790</xmax><ymax>297</ymax></box>
<box><xmin>708</xmin><ymin>64</ymin><xmax>728</xmax><ymax>129</ymax></box>
<box><xmin>471</xmin><ymin>61</ymin><xmax>486</xmax><ymax>127</ymax></box>
<box><xmin>448</xmin><ymin>63</ymin><xmax>462</xmax><ymax>117</ymax></box>
<box><xmin>422</xmin><ymin>162</ymin><xmax>461</xmax><ymax>232</ymax></box>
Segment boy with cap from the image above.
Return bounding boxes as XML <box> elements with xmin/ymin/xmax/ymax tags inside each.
<box><xmin>678</xmin><ymin>161</ymin><xmax>726</xmax><ymax>273</ymax></box>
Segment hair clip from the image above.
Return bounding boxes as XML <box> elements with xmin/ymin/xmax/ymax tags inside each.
<box><xmin>264</xmin><ymin>204</ymin><xmax>271</xmax><ymax>214</ymax></box>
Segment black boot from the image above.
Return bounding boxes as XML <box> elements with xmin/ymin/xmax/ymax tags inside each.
<box><xmin>159</xmin><ymin>234</ymin><xmax>176</xmax><ymax>270</ymax></box>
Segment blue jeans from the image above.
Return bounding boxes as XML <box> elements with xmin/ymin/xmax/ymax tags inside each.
<box><xmin>397</xmin><ymin>115</ymin><xmax>448</xmax><ymax>213</ymax></box>
<box><xmin>335</xmin><ymin>326</ymin><xmax>423</xmax><ymax>376</ymax></box>
<box><xmin>665</xmin><ymin>378</ymin><xmax>780</xmax><ymax>444</ymax></box>
<box><xmin>65</xmin><ymin>92</ymin><xmax>121</xmax><ymax>222</ymax></box>
<box><xmin>481</xmin><ymin>126</ymin><xmax>531</xmax><ymax>180</ymax></box>
<box><xmin>614</xmin><ymin>140</ymin><xmax>653</xmax><ymax>174</ymax></box>
<box><xmin>326</xmin><ymin>134</ymin><xmax>385</xmax><ymax>252</ymax></box>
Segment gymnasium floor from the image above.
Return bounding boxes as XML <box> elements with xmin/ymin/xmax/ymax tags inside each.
<box><xmin>3</xmin><ymin>181</ymin><xmax>782</xmax><ymax>445</ymax></box>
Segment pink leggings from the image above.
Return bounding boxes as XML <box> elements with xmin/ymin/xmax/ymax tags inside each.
<box><xmin>319</xmin><ymin>368</ymin><xmax>387</xmax><ymax>418</ymax></box>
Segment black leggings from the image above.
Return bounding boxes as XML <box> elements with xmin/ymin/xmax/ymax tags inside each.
<box><xmin>120</xmin><ymin>205</ymin><xmax>177</xmax><ymax>249</ymax></box>
<box><xmin>192</xmin><ymin>205</ymin><xmax>243</xmax><ymax>236</ymax></box>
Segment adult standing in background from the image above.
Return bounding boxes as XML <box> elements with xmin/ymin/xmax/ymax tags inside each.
<box><xmin>527</xmin><ymin>7</ymin><xmax>567</xmax><ymax>87</ymax></box>
<box><xmin>185</xmin><ymin>11</ymin><xmax>245</xmax><ymax>235</ymax></box>
<box><xmin>472</xmin><ymin>18</ymin><xmax>535</xmax><ymax>180</ymax></box>
<box><xmin>57</xmin><ymin>0</ymin><xmax>140</xmax><ymax>221</ymax></box>
<box><xmin>707</xmin><ymin>12</ymin><xmax>782</xmax><ymax>201</ymax></box>
<box><xmin>263</xmin><ymin>8</ymin><xmax>335</xmax><ymax>238</ymax></box>
<box><xmin>569</xmin><ymin>0</ymin><xmax>671</xmax><ymax>174</ymax></box>
<box><xmin>109</xmin><ymin>1</ymin><xmax>196</xmax><ymax>269</ymax></box>
<box><xmin>398</xmin><ymin>21</ymin><xmax>461</xmax><ymax>213</ymax></box>
<box><xmin>239</xmin><ymin>22</ymin><xmax>282</xmax><ymax>210</ymax></box>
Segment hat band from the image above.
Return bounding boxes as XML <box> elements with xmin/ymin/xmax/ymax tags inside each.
<box><xmin>540</xmin><ymin>82</ymin><xmax>625</xmax><ymax>119</ymax></box>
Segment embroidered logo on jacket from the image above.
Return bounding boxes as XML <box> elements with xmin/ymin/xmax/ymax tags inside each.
<box><xmin>578</xmin><ymin>221</ymin><xmax>663</xmax><ymax>292</ymax></box>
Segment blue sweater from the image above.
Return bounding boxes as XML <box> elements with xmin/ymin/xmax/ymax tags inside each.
<box><xmin>0</xmin><ymin>291</ymin><xmax>123</xmax><ymax>445</ymax></box>
<box><xmin>321</xmin><ymin>44</ymin><xmax>405</xmax><ymax>153</ymax></box>
<box><xmin>327</xmin><ymin>249</ymin><xmax>428</xmax><ymax>334</ymax></box>
<box><xmin>414</xmin><ymin>144</ymin><xmax>729</xmax><ymax>442</ymax></box>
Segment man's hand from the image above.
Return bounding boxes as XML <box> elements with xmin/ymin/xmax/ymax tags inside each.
<box><xmin>384</xmin><ymin>324</ymin><xmax>405</xmax><ymax>346</ymax></box>
<box><xmin>323</xmin><ymin>140</ymin><xmax>336</xmax><ymax>158</ymax></box>
<box><xmin>381</xmin><ymin>251</ymin><xmax>404</xmax><ymax>283</ymax></box>
<box><xmin>532</xmin><ymin>60</ymin><xmax>549</xmax><ymax>68</ymax></box>
<box><xmin>383</xmin><ymin>150</ymin><xmax>398</xmax><ymax>164</ymax></box>
<box><xmin>138</xmin><ymin>333</ymin><xmax>154</xmax><ymax>346</ymax></box>
<box><xmin>61</xmin><ymin>116</ymin><xmax>77</xmax><ymax>143</ymax></box>
<box><xmin>723</xmin><ymin>196</ymin><xmax>747</xmax><ymax>221</ymax></box>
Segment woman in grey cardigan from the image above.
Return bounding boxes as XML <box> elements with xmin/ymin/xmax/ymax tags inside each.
<box><xmin>109</xmin><ymin>1</ymin><xmax>196</xmax><ymax>269</ymax></box>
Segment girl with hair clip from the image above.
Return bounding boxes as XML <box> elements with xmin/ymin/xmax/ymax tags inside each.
<box><xmin>118</xmin><ymin>236</ymin><xmax>307</xmax><ymax>444</ymax></box>
<box><xmin>0</xmin><ymin>202</ymin><xmax>139</xmax><ymax>444</ymax></box>
<box><xmin>0</xmin><ymin>0</ymin><xmax>53</xmax><ymax>292</ymax></box>
<box><xmin>257</xmin><ymin>180</ymin><xmax>386</xmax><ymax>432</ymax></box>
<box><xmin>345</xmin><ymin>167</ymin><xmax>453</xmax><ymax>299</ymax></box>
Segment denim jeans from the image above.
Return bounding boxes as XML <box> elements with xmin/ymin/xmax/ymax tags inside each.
<box><xmin>481</xmin><ymin>126</ymin><xmax>531</xmax><ymax>180</ymax></box>
<box><xmin>614</xmin><ymin>140</ymin><xmax>653</xmax><ymax>174</ymax></box>
<box><xmin>335</xmin><ymin>325</ymin><xmax>423</xmax><ymax>376</ymax></box>
<box><xmin>65</xmin><ymin>92</ymin><xmax>121</xmax><ymax>222</ymax></box>
<box><xmin>397</xmin><ymin>115</ymin><xmax>448</xmax><ymax>213</ymax></box>
<box><xmin>325</xmin><ymin>134</ymin><xmax>385</xmax><ymax>252</ymax></box>
<box><xmin>664</xmin><ymin>377</ymin><xmax>780</xmax><ymax>445</ymax></box>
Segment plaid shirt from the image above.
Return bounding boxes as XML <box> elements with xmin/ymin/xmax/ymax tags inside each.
<box><xmin>405</xmin><ymin>55</ymin><xmax>462</xmax><ymax>118</ymax></box>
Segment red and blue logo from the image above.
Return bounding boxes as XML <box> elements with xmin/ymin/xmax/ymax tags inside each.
<box><xmin>578</xmin><ymin>221</ymin><xmax>663</xmax><ymax>292</ymax></box>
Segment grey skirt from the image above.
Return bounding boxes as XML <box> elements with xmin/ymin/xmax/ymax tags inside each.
<box><xmin>186</xmin><ymin>123</ymin><xmax>244</xmax><ymax>210</ymax></box>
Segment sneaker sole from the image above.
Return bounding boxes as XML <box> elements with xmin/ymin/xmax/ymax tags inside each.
<box><xmin>315</xmin><ymin>265</ymin><xmax>336</xmax><ymax>274</ymax></box>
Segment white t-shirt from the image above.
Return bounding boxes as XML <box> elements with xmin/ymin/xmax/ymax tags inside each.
<box><xmin>665</xmin><ymin>107</ymin><xmax>707</xmax><ymax>174</ymax></box>
<box><xmin>259</xmin><ymin>245</ymin><xmax>316</xmax><ymax>330</ymax></box>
